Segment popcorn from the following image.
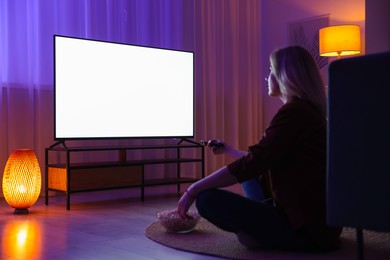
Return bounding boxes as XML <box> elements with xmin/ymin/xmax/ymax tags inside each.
<box><xmin>157</xmin><ymin>209</ymin><xmax>200</xmax><ymax>233</ymax></box>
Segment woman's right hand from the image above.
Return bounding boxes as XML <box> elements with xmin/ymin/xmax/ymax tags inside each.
<box><xmin>206</xmin><ymin>139</ymin><xmax>225</xmax><ymax>154</ymax></box>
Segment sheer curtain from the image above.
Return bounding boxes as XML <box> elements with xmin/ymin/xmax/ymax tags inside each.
<box><xmin>0</xmin><ymin>0</ymin><xmax>262</xmax><ymax>192</ymax></box>
<box><xmin>194</xmin><ymin>0</ymin><xmax>263</xmax><ymax>173</ymax></box>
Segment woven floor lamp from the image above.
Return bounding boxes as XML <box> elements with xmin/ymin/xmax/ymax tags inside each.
<box><xmin>2</xmin><ymin>149</ymin><xmax>42</xmax><ymax>214</ymax></box>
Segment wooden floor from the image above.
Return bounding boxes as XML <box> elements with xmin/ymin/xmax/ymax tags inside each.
<box><xmin>0</xmin><ymin>186</ymin><xmax>222</xmax><ymax>260</ymax></box>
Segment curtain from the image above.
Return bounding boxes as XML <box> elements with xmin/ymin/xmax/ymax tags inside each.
<box><xmin>0</xmin><ymin>0</ymin><xmax>262</xmax><ymax>192</ymax></box>
<box><xmin>194</xmin><ymin>0</ymin><xmax>263</xmax><ymax>172</ymax></box>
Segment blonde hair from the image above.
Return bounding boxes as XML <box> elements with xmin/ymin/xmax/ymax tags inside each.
<box><xmin>270</xmin><ymin>46</ymin><xmax>326</xmax><ymax>116</ymax></box>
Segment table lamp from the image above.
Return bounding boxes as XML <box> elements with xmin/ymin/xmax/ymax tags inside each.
<box><xmin>319</xmin><ymin>25</ymin><xmax>361</xmax><ymax>59</ymax></box>
<box><xmin>2</xmin><ymin>149</ymin><xmax>42</xmax><ymax>214</ymax></box>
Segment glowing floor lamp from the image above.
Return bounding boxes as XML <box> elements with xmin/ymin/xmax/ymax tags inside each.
<box><xmin>319</xmin><ymin>25</ymin><xmax>361</xmax><ymax>59</ymax></box>
<box><xmin>2</xmin><ymin>149</ymin><xmax>42</xmax><ymax>214</ymax></box>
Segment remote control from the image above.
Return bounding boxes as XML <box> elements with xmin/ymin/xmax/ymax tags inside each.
<box><xmin>200</xmin><ymin>139</ymin><xmax>224</xmax><ymax>148</ymax></box>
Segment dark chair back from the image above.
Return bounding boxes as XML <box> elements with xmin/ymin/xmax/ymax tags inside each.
<box><xmin>327</xmin><ymin>52</ymin><xmax>390</xmax><ymax>232</ymax></box>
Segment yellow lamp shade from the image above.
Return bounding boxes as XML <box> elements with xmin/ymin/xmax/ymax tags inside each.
<box><xmin>2</xmin><ymin>149</ymin><xmax>42</xmax><ymax>214</ymax></box>
<box><xmin>319</xmin><ymin>25</ymin><xmax>361</xmax><ymax>58</ymax></box>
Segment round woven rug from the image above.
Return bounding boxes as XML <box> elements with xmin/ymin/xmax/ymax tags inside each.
<box><xmin>145</xmin><ymin>219</ymin><xmax>390</xmax><ymax>260</ymax></box>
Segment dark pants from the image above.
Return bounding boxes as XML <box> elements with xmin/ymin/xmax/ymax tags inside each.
<box><xmin>195</xmin><ymin>188</ymin><xmax>316</xmax><ymax>251</ymax></box>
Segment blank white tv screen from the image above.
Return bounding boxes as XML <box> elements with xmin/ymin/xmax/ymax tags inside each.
<box><xmin>54</xmin><ymin>35</ymin><xmax>194</xmax><ymax>139</ymax></box>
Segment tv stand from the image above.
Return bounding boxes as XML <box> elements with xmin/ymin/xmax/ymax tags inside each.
<box><xmin>45</xmin><ymin>143</ymin><xmax>204</xmax><ymax>210</ymax></box>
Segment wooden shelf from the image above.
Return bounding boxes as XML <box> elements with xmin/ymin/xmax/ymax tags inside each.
<box><xmin>144</xmin><ymin>177</ymin><xmax>200</xmax><ymax>186</ymax></box>
<box><xmin>47</xmin><ymin>158</ymin><xmax>202</xmax><ymax>169</ymax></box>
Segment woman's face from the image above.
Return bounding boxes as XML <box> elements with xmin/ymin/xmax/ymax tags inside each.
<box><xmin>266</xmin><ymin>64</ymin><xmax>281</xmax><ymax>97</ymax></box>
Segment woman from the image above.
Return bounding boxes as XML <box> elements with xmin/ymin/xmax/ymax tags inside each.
<box><xmin>177</xmin><ymin>46</ymin><xmax>342</xmax><ymax>251</ymax></box>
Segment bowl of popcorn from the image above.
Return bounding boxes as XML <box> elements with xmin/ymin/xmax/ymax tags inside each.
<box><xmin>157</xmin><ymin>209</ymin><xmax>201</xmax><ymax>233</ymax></box>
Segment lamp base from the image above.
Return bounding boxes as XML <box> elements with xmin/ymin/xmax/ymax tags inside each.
<box><xmin>14</xmin><ymin>208</ymin><xmax>29</xmax><ymax>214</ymax></box>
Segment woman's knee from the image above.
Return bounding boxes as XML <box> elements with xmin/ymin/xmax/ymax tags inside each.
<box><xmin>196</xmin><ymin>189</ymin><xmax>237</xmax><ymax>220</ymax></box>
<box><xmin>195</xmin><ymin>189</ymin><xmax>239</xmax><ymax>233</ymax></box>
<box><xmin>195</xmin><ymin>189</ymin><xmax>219</xmax><ymax>215</ymax></box>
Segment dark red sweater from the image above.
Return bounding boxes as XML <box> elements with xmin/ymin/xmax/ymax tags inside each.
<box><xmin>227</xmin><ymin>97</ymin><xmax>342</xmax><ymax>250</ymax></box>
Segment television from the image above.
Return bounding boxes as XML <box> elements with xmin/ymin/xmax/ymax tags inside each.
<box><xmin>54</xmin><ymin>35</ymin><xmax>194</xmax><ymax>141</ymax></box>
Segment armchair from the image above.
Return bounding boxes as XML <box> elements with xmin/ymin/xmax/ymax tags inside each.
<box><xmin>327</xmin><ymin>52</ymin><xmax>390</xmax><ymax>259</ymax></box>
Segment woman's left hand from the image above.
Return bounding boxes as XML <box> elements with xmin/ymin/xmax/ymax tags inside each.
<box><xmin>177</xmin><ymin>189</ymin><xmax>197</xmax><ymax>219</ymax></box>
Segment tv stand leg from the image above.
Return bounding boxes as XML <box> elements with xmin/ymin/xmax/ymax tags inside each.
<box><xmin>141</xmin><ymin>166</ymin><xmax>145</xmax><ymax>201</ymax></box>
<box><xmin>66</xmin><ymin>192</ymin><xmax>71</xmax><ymax>210</ymax></box>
